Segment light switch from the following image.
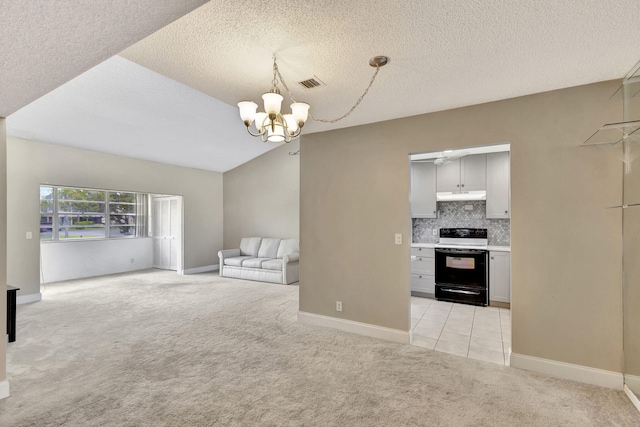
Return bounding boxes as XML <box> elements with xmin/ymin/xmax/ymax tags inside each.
<box><xmin>394</xmin><ymin>233</ymin><xmax>402</xmax><ymax>245</ymax></box>
<box><xmin>26</xmin><ymin>231</ymin><xmax>32</xmax><ymax>239</ymax></box>
<box><xmin>432</xmin><ymin>229</ymin><xmax>438</xmax><ymax>236</ymax></box>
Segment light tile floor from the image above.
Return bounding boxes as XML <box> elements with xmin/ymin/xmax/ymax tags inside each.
<box><xmin>411</xmin><ymin>296</ymin><xmax>511</xmax><ymax>366</ymax></box>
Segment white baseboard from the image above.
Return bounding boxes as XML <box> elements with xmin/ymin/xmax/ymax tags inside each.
<box><xmin>17</xmin><ymin>292</ymin><xmax>42</xmax><ymax>305</ymax></box>
<box><xmin>181</xmin><ymin>264</ymin><xmax>219</xmax><ymax>275</ymax></box>
<box><xmin>624</xmin><ymin>384</ymin><xmax>640</xmax><ymax>414</ymax></box>
<box><xmin>297</xmin><ymin>311</ymin><xmax>410</xmax><ymax>344</ymax></box>
<box><xmin>510</xmin><ymin>353</ymin><xmax>623</xmax><ymax>390</ymax></box>
<box><xmin>0</xmin><ymin>379</ymin><xmax>9</xmax><ymax>400</ymax></box>
<box><xmin>625</xmin><ymin>374</ymin><xmax>640</xmax><ymax>393</ymax></box>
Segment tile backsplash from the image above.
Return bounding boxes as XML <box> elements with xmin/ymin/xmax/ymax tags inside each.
<box><xmin>413</xmin><ymin>200</ymin><xmax>510</xmax><ymax>246</ymax></box>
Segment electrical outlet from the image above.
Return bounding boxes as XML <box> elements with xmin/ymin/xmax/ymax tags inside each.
<box><xmin>336</xmin><ymin>301</ymin><xmax>343</xmax><ymax>312</ymax></box>
<box><xmin>432</xmin><ymin>229</ymin><xmax>438</xmax><ymax>236</ymax></box>
<box><xmin>464</xmin><ymin>204</ymin><xmax>473</xmax><ymax>211</ymax></box>
<box><xmin>26</xmin><ymin>231</ymin><xmax>32</xmax><ymax>239</ymax></box>
<box><xmin>394</xmin><ymin>233</ymin><xmax>402</xmax><ymax>245</ymax></box>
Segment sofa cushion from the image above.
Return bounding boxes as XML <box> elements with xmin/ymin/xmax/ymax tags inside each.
<box><xmin>241</xmin><ymin>258</ymin><xmax>274</xmax><ymax>268</ymax></box>
<box><xmin>277</xmin><ymin>238</ymin><xmax>299</xmax><ymax>258</ymax></box>
<box><xmin>258</xmin><ymin>238</ymin><xmax>281</xmax><ymax>258</ymax></box>
<box><xmin>261</xmin><ymin>259</ymin><xmax>283</xmax><ymax>271</ymax></box>
<box><xmin>224</xmin><ymin>256</ymin><xmax>253</xmax><ymax>267</ymax></box>
<box><xmin>240</xmin><ymin>237</ymin><xmax>262</xmax><ymax>257</ymax></box>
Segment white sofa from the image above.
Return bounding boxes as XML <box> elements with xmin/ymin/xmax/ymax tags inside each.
<box><xmin>218</xmin><ymin>237</ymin><xmax>299</xmax><ymax>285</ymax></box>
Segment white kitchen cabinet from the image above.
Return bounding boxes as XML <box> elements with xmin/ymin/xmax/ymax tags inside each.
<box><xmin>435</xmin><ymin>159</ymin><xmax>460</xmax><ymax>192</ymax></box>
<box><xmin>436</xmin><ymin>154</ymin><xmax>486</xmax><ymax>192</ymax></box>
<box><xmin>410</xmin><ymin>161</ymin><xmax>437</xmax><ymax>218</ymax></box>
<box><xmin>411</xmin><ymin>247</ymin><xmax>435</xmax><ymax>296</ymax></box>
<box><xmin>489</xmin><ymin>251</ymin><xmax>510</xmax><ymax>304</ymax></box>
<box><xmin>486</xmin><ymin>151</ymin><xmax>510</xmax><ymax>218</ymax></box>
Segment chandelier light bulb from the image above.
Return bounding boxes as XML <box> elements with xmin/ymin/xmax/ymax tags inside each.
<box><xmin>262</xmin><ymin>92</ymin><xmax>283</xmax><ymax>115</ymax></box>
<box><xmin>267</xmin><ymin>122</ymin><xmax>286</xmax><ymax>142</ymax></box>
<box><xmin>237</xmin><ymin>101</ymin><xmax>258</xmax><ymax>125</ymax></box>
<box><xmin>283</xmin><ymin>114</ymin><xmax>298</xmax><ymax>134</ymax></box>
<box><xmin>254</xmin><ymin>112</ymin><xmax>268</xmax><ymax>130</ymax></box>
<box><xmin>291</xmin><ymin>102</ymin><xmax>310</xmax><ymax>125</ymax></box>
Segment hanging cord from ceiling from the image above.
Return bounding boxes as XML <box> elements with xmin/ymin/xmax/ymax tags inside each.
<box><xmin>274</xmin><ymin>55</ymin><xmax>388</xmax><ymax>124</ymax></box>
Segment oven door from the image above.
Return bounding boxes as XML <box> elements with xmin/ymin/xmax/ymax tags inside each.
<box><xmin>435</xmin><ymin>248</ymin><xmax>488</xmax><ymax>306</ymax></box>
<box><xmin>435</xmin><ymin>248</ymin><xmax>487</xmax><ymax>288</ymax></box>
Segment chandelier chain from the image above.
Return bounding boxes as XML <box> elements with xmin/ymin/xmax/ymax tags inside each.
<box><xmin>274</xmin><ymin>59</ymin><xmax>382</xmax><ymax>124</ymax></box>
<box><xmin>271</xmin><ymin>57</ymin><xmax>279</xmax><ymax>91</ymax></box>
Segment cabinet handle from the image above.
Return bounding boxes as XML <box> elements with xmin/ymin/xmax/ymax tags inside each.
<box><xmin>419</xmin><ymin>275</ymin><xmax>423</xmax><ymax>278</ymax></box>
<box><xmin>461</xmin><ymin>184</ymin><xmax>465</xmax><ymax>187</ymax></box>
<box><xmin>505</xmin><ymin>210</ymin><xmax>508</xmax><ymax>214</ymax></box>
<box><xmin>491</xmin><ymin>257</ymin><xmax>494</xmax><ymax>260</ymax></box>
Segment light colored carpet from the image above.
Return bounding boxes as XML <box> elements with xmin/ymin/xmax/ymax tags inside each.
<box><xmin>0</xmin><ymin>270</ymin><xmax>638</xmax><ymax>426</ymax></box>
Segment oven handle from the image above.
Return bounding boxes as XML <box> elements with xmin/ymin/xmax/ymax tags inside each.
<box><xmin>440</xmin><ymin>288</ymin><xmax>481</xmax><ymax>296</ymax></box>
<box><xmin>435</xmin><ymin>248</ymin><xmax>484</xmax><ymax>255</ymax></box>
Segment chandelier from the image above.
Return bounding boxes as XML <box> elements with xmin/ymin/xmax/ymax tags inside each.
<box><xmin>238</xmin><ymin>55</ymin><xmax>388</xmax><ymax>144</ymax></box>
<box><xmin>237</xmin><ymin>57</ymin><xmax>309</xmax><ymax>143</ymax></box>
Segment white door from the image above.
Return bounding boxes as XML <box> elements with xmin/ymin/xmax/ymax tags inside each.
<box><xmin>152</xmin><ymin>196</ymin><xmax>180</xmax><ymax>270</ymax></box>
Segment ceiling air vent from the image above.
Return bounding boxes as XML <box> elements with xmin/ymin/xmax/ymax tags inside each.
<box><xmin>298</xmin><ymin>76</ymin><xmax>325</xmax><ymax>89</ymax></box>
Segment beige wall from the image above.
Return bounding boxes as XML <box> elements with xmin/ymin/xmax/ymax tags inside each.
<box><xmin>0</xmin><ymin>118</ymin><xmax>7</xmax><ymax>388</ymax></box>
<box><xmin>223</xmin><ymin>140</ymin><xmax>299</xmax><ymax>248</ymax></box>
<box><xmin>7</xmin><ymin>137</ymin><xmax>224</xmax><ymax>297</ymax></box>
<box><xmin>300</xmin><ymin>80</ymin><xmax>624</xmax><ymax>372</ymax></box>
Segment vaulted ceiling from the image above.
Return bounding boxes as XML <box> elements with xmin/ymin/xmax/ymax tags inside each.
<box><xmin>3</xmin><ymin>1</ymin><xmax>640</xmax><ymax>172</ymax></box>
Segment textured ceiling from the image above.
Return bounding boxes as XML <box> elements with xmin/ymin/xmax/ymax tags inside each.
<box><xmin>0</xmin><ymin>0</ymin><xmax>207</xmax><ymax>117</ymax></box>
<box><xmin>7</xmin><ymin>56</ymin><xmax>276</xmax><ymax>173</ymax></box>
<box><xmin>121</xmin><ymin>0</ymin><xmax>640</xmax><ymax>135</ymax></box>
<box><xmin>5</xmin><ymin>1</ymin><xmax>640</xmax><ymax>173</ymax></box>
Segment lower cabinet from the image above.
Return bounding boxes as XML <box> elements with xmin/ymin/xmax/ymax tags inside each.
<box><xmin>411</xmin><ymin>247</ymin><xmax>435</xmax><ymax>296</ymax></box>
<box><xmin>489</xmin><ymin>251</ymin><xmax>510</xmax><ymax>304</ymax></box>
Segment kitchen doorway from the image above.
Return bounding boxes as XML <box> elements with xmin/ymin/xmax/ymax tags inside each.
<box><xmin>408</xmin><ymin>143</ymin><xmax>512</xmax><ymax>366</ymax></box>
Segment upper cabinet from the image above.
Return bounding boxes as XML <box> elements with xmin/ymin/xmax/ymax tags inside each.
<box><xmin>486</xmin><ymin>151</ymin><xmax>510</xmax><ymax>218</ymax></box>
<box><xmin>436</xmin><ymin>154</ymin><xmax>486</xmax><ymax>192</ymax></box>
<box><xmin>435</xmin><ymin>159</ymin><xmax>460</xmax><ymax>192</ymax></box>
<box><xmin>411</xmin><ymin>161</ymin><xmax>437</xmax><ymax>218</ymax></box>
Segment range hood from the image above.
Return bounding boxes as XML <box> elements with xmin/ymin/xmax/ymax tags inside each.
<box><xmin>436</xmin><ymin>190</ymin><xmax>486</xmax><ymax>201</ymax></box>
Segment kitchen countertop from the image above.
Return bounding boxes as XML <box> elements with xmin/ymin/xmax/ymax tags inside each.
<box><xmin>488</xmin><ymin>246</ymin><xmax>510</xmax><ymax>252</ymax></box>
<box><xmin>411</xmin><ymin>242</ymin><xmax>510</xmax><ymax>252</ymax></box>
<box><xmin>411</xmin><ymin>242</ymin><xmax>436</xmax><ymax>248</ymax></box>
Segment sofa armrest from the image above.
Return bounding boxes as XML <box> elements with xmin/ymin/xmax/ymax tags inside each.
<box><xmin>219</xmin><ymin>249</ymin><xmax>240</xmax><ymax>277</ymax></box>
<box><xmin>218</xmin><ymin>248</ymin><xmax>240</xmax><ymax>262</ymax></box>
<box><xmin>283</xmin><ymin>253</ymin><xmax>299</xmax><ymax>263</ymax></box>
<box><xmin>282</xmin><ymin>253</ymin><xmax>300</xmax><ymax>285</ymax></box>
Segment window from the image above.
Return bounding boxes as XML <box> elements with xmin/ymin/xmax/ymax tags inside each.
<box><xmin>39</xmin><ymin>187</ymin><xmax>54</xmax><ymax>241</ymax></box>
<box><xmin>40</xmin><ymin>186</ymin><xmax>148</xmax><ymax>241</ymax></box>
<box><xmin>109</xmin><ymin>192</ymin><xmax>136</xmax><ymax>237</ymax></box>
<box><xmin>58</xmin><ymin>188</ymin><xmax>106</xmax><ymax>239</ymax></box>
